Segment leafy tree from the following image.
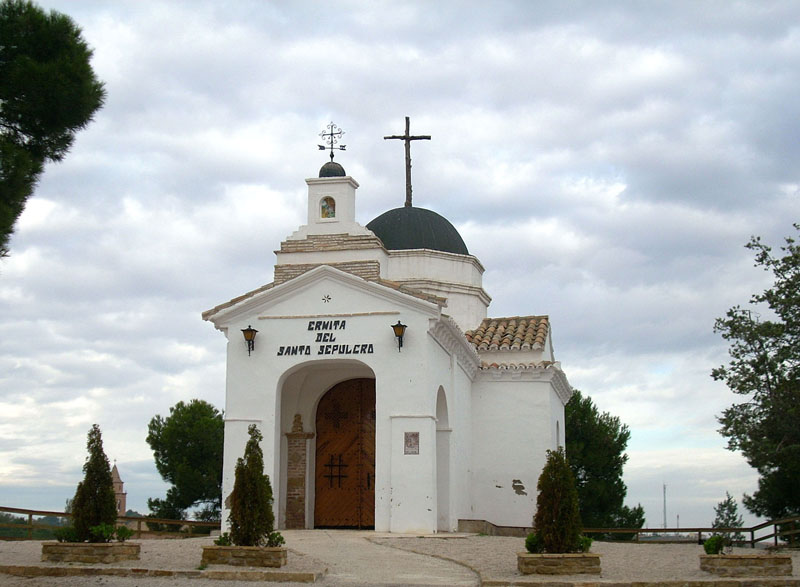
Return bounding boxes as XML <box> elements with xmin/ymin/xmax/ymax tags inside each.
<box><xmin>533</xmin><ymin>447</ymin><xmax>582</xmax><ymax>553</ymax></box>
<box><xmin>228</xmin><ymin>424</ymin><xmax>281</xmax><ymax>547</ymax></box>
<box><xmin>565</xmin><ymin>389</ymin><xmax>645</xmax><ymax>535</ymax></box>
<box><xmin>712</xmin><ymin>225</ymin><xmax>800</xmax><ymax>519</ymax></box>
<box><xmin>71</xmin><ymin>424</ymin><xmax>117</xmax><ymax>541</ymax></box>
<box><xmin>146</xmin><ymin>399</ymin><xmax>224</xmax><ymax>519</ymax></box>
<box><xmin>0</xmin><ymin>0</ymin><xmax>105</xmax><ymax>256</ymax></box>
<box><xmin>712</xmin><ymin>491</ymin><xmax>744</xmax><ymax>544</ymax></box>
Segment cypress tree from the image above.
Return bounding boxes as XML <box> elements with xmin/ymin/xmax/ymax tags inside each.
<box><xmin>229</xmin><ymin>424</ymin><xmax>275</xmax><ymax>546</ymax></box>
<box><xmin>534</xmin><ymin>447</ymin><xmax>582</xmax><ymax>553</ymax></box>
<box><xmin>71</xmin><ymin>424</ymin><xmax>117</xmax><ymax>541</ymax></box>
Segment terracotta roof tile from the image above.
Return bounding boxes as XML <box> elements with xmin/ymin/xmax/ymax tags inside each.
<box><xmin>465</xmin><ymin>315</ymin><xmax>549</xmax><ymax>352</ymax></box>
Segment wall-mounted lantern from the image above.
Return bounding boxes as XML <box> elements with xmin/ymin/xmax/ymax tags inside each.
<box><xmin>391</xmin><ymin>320</ymin><xmax>407</xmax><ymax>352</ymax></box>
<box><xmin>241</xmin><ymin>325</ymin><xmax>258</xmax><ymax>356</ymax></box>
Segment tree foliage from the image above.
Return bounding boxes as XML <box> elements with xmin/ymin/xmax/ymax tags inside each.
<box><xmin>533</xmin><ymin>447</ymin><xmax>582</xmax><ymax>553</ymax></box>
<box><xmin>565</xmin><ymin>389</ymin><xmax>645</xmax><ymax>534</ymax></box>
<box><xmin>146</xmin><ymin>399</ymin><xmax>224</xmax><ymax>519</ymax></box>
<box><xmin>229</xmin><ymin>424</ymin><xmax>276</xmax><ymax>547</ymax></box>
<box><xmin>0</xmin><ymin>0</ymin><xmax>105</xmax><ymax>256</ymax></box>
<box><xmin>712</xmin><ymin>225</ymin><xmax>800</xmax><ymax>519</ymax></box>
<box><xmin>71</xmin><ymin>424</ymin><xmax>117</xmax><ymax>542</ymax></box>
<box><xmin>712</xmin><ymin>491</ymin><xmax>744</xmax><ymax>544</ymax></box>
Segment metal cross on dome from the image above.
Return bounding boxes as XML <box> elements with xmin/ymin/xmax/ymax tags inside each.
<box><xmin>318</xmin><ymin>121</ymin><xmax>346</xmax><ymax>161</ymax></box>
<box><xmin>384</xmin><ymin>116</ymin><xmax>431</xmax><ymax>207</ymax></box>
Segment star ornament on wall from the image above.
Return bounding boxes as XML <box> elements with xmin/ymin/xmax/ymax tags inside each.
<box><xmin>322</xmin><ymin>295</ymin><xmax>331</xmax><ymax>303</ymax></box>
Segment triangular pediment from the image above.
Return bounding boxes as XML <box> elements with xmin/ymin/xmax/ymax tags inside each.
<box><xmin>203</xmin><ymin>265</ymin><xmax>441</xmax><ymax>328</ymax></box>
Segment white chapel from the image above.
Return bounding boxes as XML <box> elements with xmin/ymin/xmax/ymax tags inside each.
<box><xmin>203</xmin><ymin>122</ymin><xmax>572</xmax><ymax>533</ymax></box>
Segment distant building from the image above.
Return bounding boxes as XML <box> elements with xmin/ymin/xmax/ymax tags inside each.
<box><xmin>111</xmin><ymin>464</ymin><xmax>127</xmax><ymax>517</ymax></box>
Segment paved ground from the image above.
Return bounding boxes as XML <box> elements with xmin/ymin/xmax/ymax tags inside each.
<box><xmin>2</xmin><ymin>531</ymin><xmax>799</xmax><ymax>586</ymax></box>
<box><xmin>0</xmin><ymin>531</ymin><xmax>479</xmax><ymax>586</ymax></box>
<box><xmin>291</xmin><ymin>530</ymin><xmax>478</xmax><ymax>585</ymax></box>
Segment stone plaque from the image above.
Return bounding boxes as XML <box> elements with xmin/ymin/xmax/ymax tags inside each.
<box><xmin>404</xmin><ymin>432</ymin><xmax>419</xmax><ymax>455</ymax></box>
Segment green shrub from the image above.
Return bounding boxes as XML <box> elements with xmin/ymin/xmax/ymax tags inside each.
<box><xmin>53</xmin><ymin>526</ymin><xmax>80</xmax><ymax>543</ymax></box>
<box><xmin>72</xmin><ymin>425</ymin><xmax>118</xmax><ymax>542</ymax></box>
<box><xmin>228</xmin><ymin>424</ymin><xmax>280</xmax><ymax>547</ymax></box>
<box><xmin>266</xmin><ymin>531</ymin><xmax>285</xmax><ymax>547</ymax></box>
<box><xmin>704</xmin><ymin>534</ymin><xmax>725</xmax><ymax>554</ymax></box>
<box><xmin>214</xmin><ymin>532</ymin><xmax>232</xmax><ymax>546</ymax></box>
<box><xmin>89</xmin><ymin>523</ymin><xmax>115</xmax><ymax>543</ymax></box>
<box><xmin>525</xmin><ymin>532</ymin><xmax>544</xmax><ymax>553</ymax></box>
<box><xmin>578</xmin><ymin>535</ymin><xmax>593</xmax><ymax>552</ymax></box>
<box><xmin>115</xmin><ymin>526</ymin><xmax>134</xmax><ymax>542</ymax></box>
<box><xmin>533</xmin><ymin>447</ymin><xmax>583</xmax><ymax>553</ymax></box>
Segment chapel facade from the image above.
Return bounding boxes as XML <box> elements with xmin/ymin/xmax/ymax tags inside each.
<box><xmin>203</xmin><ymin>142</ymin><xmax>571</xmax><ymax>533</ymax></box>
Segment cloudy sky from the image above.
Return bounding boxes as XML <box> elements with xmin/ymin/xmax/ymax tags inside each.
<box><xmin>2</xmin><ymin>1</ymin><xmax>798</xmax><ymax>530</ymax></box>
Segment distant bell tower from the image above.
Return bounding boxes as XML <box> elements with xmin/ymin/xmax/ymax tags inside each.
<box><xmin>111</xmin><ymin>463</ymin><xmax>127</xmax><ymax>517</ymax></box>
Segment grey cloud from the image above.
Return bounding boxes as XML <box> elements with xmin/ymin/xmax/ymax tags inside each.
<box><xmin>2</xmin><ymin>0</ymin><xmax>796</xmax><ymax>525</ymax></box>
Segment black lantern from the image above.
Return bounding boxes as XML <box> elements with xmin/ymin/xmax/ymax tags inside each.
<box><xmin>241</xmin><ymin>325</ymin><xmax>258</xmax><ymax>356</ymax></box>
<box><xmin>391</xmin><ymin>320</ymin><xmax>407</xmax><ymax>351</ymax></box>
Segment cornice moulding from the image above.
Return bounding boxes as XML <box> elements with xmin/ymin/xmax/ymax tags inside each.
<box><xmin>428</xmin><ymin>316</ymin><xmax>480</xmax><ymax>380</ymax></box>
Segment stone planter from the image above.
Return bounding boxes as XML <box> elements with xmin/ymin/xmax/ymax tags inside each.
<box><xmin>700</xmin><ymin>553</ymin><xmax>792</xmax><ymax>577</ymax></box>
<box><xmin>41</xmin><ymin>542</ymin><xmax>141</xmax><ymax>563</ymax></box>
<box><xmin>201</xmin><ymin>545</ymin><xmax>287</xmax><ymax>568</ymax></box>
<box><xmin>517</xmin><ymin>552</ymin><xmax>601</xmax><ymax>575</ymax></box>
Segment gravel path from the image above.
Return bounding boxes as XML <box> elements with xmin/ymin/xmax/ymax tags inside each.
<box><xmin>0</xmin><ymin>536</ymin><xmax>327</xmax><ymax>587</ymax></box>
<box><xmin>372</xmin><ymin>536</ymin><xmax>800</xmax><ymax>583</ymax></box>
<box><xmin>1</xmin><ymin>534</ymin><xmax>799</xmax><ymax>586</ymax></box>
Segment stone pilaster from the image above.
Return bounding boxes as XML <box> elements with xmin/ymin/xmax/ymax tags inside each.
<box><xmin>285</xmin><ymin>414</ymin><xmax>314</xmax><ymax>529</ymax></box>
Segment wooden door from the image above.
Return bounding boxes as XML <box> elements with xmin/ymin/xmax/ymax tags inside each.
<box><xmin>314</xmin><ymin>378</ymin><xmax>375</xmax><ymax>528</ymax></box>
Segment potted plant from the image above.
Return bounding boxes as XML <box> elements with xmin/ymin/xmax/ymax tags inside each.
<box><xmin>42</xmin><ymin>425</ymin><xmax>140</xmax><ymax>563</ymax></box>
<box><xmin>201</xmin><ymin>424</ymin><xmax>286</xmax><ymax>568</ymax></box>
<box><xmin>517</xmin><ymin>447</ymin><xmax>600</xmax><ymax>575</ymax></box>
<box><xmin>699</xmin><ymin>534</ymin><xmax>792</xmax><ymax>577</ymax></box>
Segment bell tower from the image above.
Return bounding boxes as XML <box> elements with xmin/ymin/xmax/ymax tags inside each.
<box><xmin>111</xmin><ymin>463</ymin><xmax>127</xmax><ymax>517</ymax></box>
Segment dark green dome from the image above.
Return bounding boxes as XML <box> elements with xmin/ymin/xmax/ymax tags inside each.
<box><xmin>366</xmin><ymin>206</ymin><xmax>469</xmax><ymax>255</ymax></box>
<box><xmin>319</xmin><ymin>161</ymin><xmax>346</xmax><ymax>177</ymax></box>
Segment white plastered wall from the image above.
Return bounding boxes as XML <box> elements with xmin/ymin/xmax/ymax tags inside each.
<box><xmin>384</xmin><ymin>249</ymin><xmax>490</xmax><ymax>331</ymax></box>
<box><xmin>209</xmin><ymin>267</ymin><xmax>454</xmax><ymax>533</ymax></box>
<box><xmin>470</xmin><ymin>374</ymin><xmax>558</xmax><ymax>527</ymax></box>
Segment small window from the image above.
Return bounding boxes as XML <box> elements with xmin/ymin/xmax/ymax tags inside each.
<box><xmin>321</xmin><ymin>197</ymin><xmax>335</xmax><ymax>218</ymax></box>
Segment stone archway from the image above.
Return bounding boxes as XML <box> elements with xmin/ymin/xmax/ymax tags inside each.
<box><xmin>314</xmin><ymin>378</ymin><xmax>375</xmax><ymax>529</ymax></box>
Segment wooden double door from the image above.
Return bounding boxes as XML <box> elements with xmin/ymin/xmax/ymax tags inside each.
<box><xmin>314</xmin><ymin>378</ymin><xmax>375</xmax><ymax>529</ymax></box>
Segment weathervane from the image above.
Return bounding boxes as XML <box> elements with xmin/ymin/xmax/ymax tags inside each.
<box><xmin>384</xmin><ymin>116</ymin><xmax>431</xmax><ymax>207</ymax></box>
<box><xmin>318</xmin><ymin>121</ymin><xmax>346</xmax><ymax>161</ymax></box>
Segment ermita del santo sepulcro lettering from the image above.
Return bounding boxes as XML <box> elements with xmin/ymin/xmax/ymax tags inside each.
<box><xmin>276</xmin><ymin>319</ymin><xmax>374</xmax><ymax>356</ymax></box>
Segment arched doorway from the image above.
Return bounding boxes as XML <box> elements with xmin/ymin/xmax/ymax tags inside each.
<box><xmin>314</xmin><ymin>378</ymin><xmax>375</xmax><ymax>528</ymax></box>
